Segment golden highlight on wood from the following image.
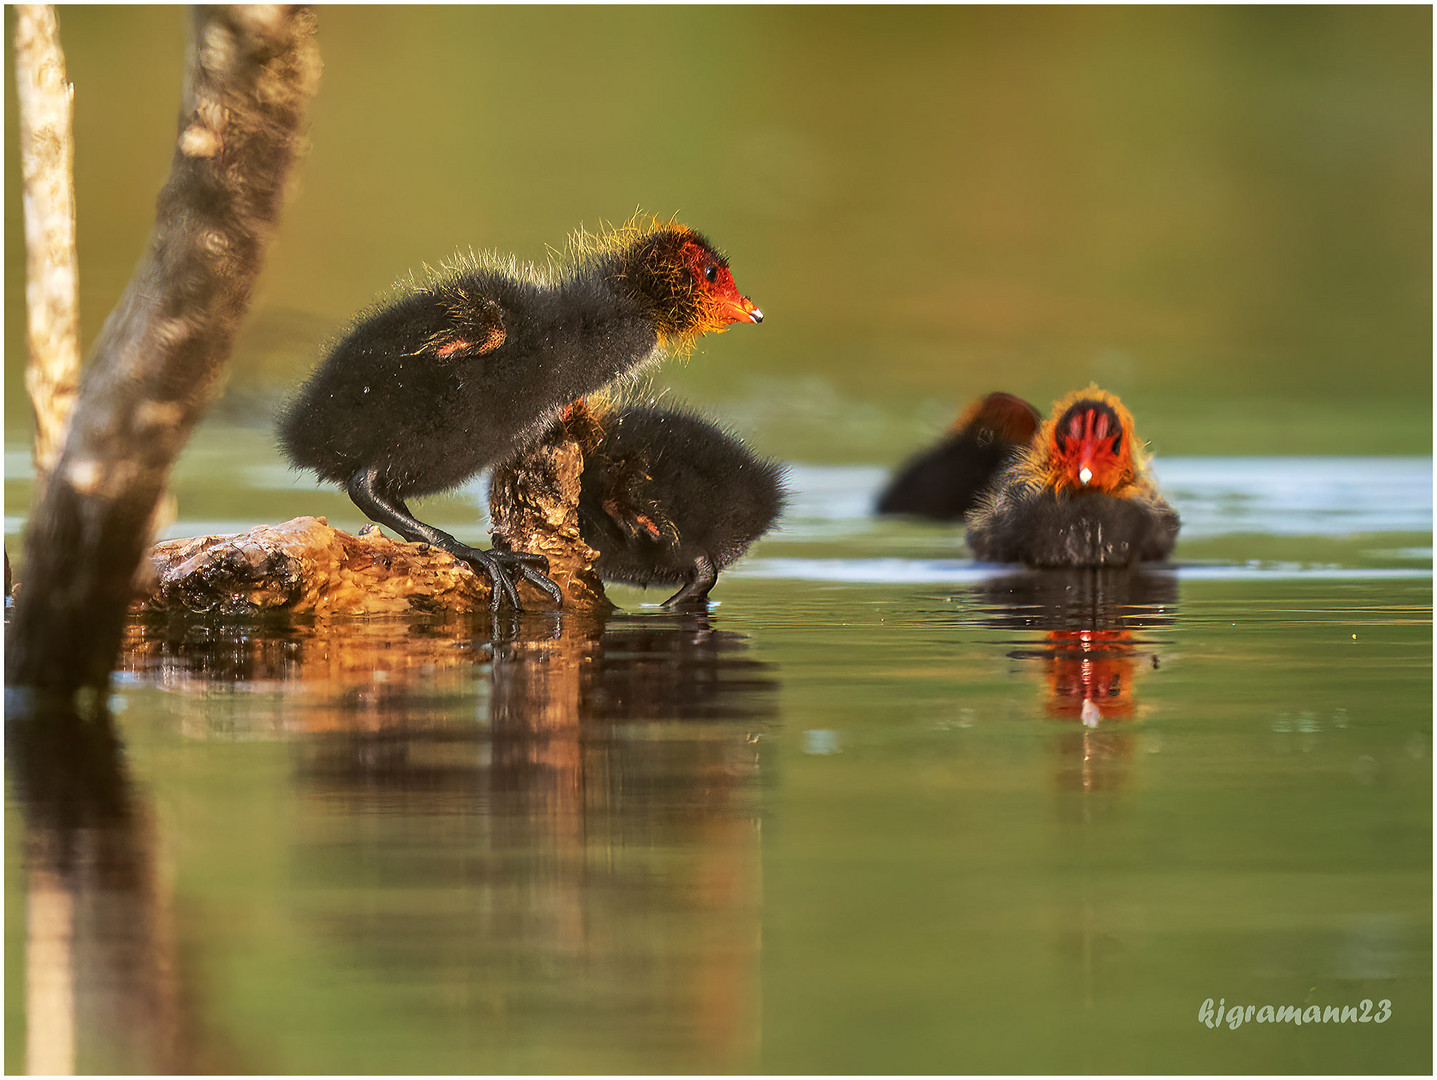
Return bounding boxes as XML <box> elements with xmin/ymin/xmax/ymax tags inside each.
<box><xmin>14</xmin><ymin>4</ymin><xmax>81</xmax><ymax>498</ymax></box>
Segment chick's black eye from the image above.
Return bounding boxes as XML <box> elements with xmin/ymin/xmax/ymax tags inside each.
<box><xmin>703</xmin><ymin>265</ymin><xmax>718</xmax><ymax>283</ymax></box>
<box><xmin>1111</xmin><ymin>433</ymin><xmax>1122</xmax><ymax>452</ymax></box>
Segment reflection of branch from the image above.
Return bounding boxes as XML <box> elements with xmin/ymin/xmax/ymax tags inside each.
<box><xmin>9</xmin><ymin>698</ymin><xmax>167</xmax><ymax>1072</ymax></box>
<box><xmin>13</xmin><ymin>4</ymin><xmax>80</xmax><ymax>498</ymax></box>
<box><xmin>8</xmin><ymin>8</ymin><xmax>320</xmax><ymax>692</ymax></box>
<box><xmin>12</xmin><ymin>692</ymin><xmax>228</xmax><ymax>1073</ymax></box>
<box><xmin>26</xmin><ymin>864</ymin><xmax>75</xmax><ymax>1075</ymax></box>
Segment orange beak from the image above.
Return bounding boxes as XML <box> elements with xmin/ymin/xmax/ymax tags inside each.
<box><xmin>723</xmin><ymin>295</ymin><xmax>763</xmax><ymax>325</ymax></box>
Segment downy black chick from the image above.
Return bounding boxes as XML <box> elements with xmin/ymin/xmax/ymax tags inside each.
<box><xmin>966</xmin><ymin>386</ymin><xmax>1180</xmax><ymax>567</ymax></box>
<box><xmin>876</xmin><ymin>391</ymin><xmax>1041</xmax><ymax>520</ymax></box>
<box><xmin>277</xmin><ymin>220</ymin><xmax>761</xmax><ymax>610</ymax></box>
<box><xmin>572</xmin><ymin>402</ymin><xmax>787</xmax><ymax>608</ymax></box>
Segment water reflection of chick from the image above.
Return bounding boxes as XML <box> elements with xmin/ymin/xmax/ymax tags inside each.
<box><xmin>975</xmin><ymin>565</ymin><xmax>1177</xmax><ymax>638</ymax></box>
<box><xmin>1044</xmin><ymin>628</ymin><xmax>1139</xmax><ymax>725</ymax></box>
<box><xmin>581</xmin><ymin>611</ymin><xmax>781</xmax><ymax>723</ymax></box>
<box><xmin>307</xmin><ymin>614</ymin><xmax>775</xmax><ymax>1070</ymax></box>
<box><xmin>975</xmin><ymin>568</ymin><xmax>1178</xmax><ymax>791</ymax></box>
<box><xmin>118</xmin><ymin>611</ymin><xmax>778</xmax><ymax>1070</ymax></box>
<box><xmin>123</xmin><ymin>609</ymin><xmax>774</xmax><ymax>1072</ymax></box>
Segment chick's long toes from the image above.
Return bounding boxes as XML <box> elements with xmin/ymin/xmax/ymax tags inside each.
<box><xmin>491</xmin><ymin>572</ymin><xmax>523</xmax><ymax>613</ymax></box>
<box><xmin>470</xmin><ymin>552</ymin><xmax>524</xmax><ymax>613</ymax></box>
<box><xmin>488</xmin><ymin>549</ymin><xmax>561</xmax><ymax>606</ymax></box>
<box><xmin>520</xmin><ymin>565</ymin><xmax>565</xmax><ymax>607</ymax></box>
<box><xmin>498</xmin><ymin>550</ymin><xmax>550</xmax><ymax>572</ymax></box>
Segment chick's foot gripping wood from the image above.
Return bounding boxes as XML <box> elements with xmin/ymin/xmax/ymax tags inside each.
<box><xmin>277</xmin><ymin>219</ymin><xmax>761</xmax><ymax>610</ymax></box>
<box><xmin>965</xmin><ymin>386</ymin><xmax>1180</xmax><ymax>568</ymax></box>
<box><xmin>138</xmin><ymin>423</ymin><xmax>610</xmax><ymax>617</ymax></box>
<box><xmin>488</xmin><ymin>424</ymin><xmax>612</xmax><ymax>613</ymax></box>
<box><xmin>570</xmin><ymin>403</ymin><xmax>787</xmax><ymax>608</ymax></box>
<box><xmin>346</xmin><ymin>465</ymin><xmax>557</xmax><ymax>613</ymax></box>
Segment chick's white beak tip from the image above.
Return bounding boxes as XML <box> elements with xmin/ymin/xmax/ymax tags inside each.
<box><xmin>1078</xmin><ymin>466</ymin><xmax>1093</xmax><ymax>485</ymax></box>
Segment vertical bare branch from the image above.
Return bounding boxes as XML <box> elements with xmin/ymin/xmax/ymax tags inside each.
<box><xmin>13</xmin><ymin>4</ymin><xmax>81</xmax><ymax>498</ymax></box>
<box><xmin>7</xmin><ymin>6</ymin><xmax>322</xmax><ymax>692</ymax></box>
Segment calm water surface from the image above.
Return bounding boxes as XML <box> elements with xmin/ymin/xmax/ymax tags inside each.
<box><xmin>5</xmin><ymin>441</ymin><xmax>1431</xmax><ymax>1073</ymax></box>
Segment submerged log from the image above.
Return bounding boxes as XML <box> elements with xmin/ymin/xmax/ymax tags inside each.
<box><xmin>135</xmin><ymin>425</ymin><xmax>611</xmax><ymax>616</ymax></box>
<box><xmin>141</xmin><ymin>517</ymin><xmax>485</xmax><ymax>616</ymax></box>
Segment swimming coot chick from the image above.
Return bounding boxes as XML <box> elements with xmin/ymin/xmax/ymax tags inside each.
<box><xmin>277</xmin><ymin>220</ymin><xmax>761</xmax><ymax>610</ymax></box>
<box><xmin>572</xmin><ymin>402</ymin><xmax>787</xmax><ymax>608</ymax></box>
<box><xmin>876</xmin><ymin>391</ymin><xmax>1041</xmax><ymax>520</ymax></box>
<box><xmin>965</xmin><ymin>386</ymin><xmax>1179</xmax><ymax>567</ymax></box>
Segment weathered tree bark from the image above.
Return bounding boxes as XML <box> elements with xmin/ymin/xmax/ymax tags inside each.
<box><xmin>489</xmin><ymin>422</ymin><xmax>613</xmax><ymax>613</ymax></box>
<box><xmin>13</xmin><ymin>4</ymin><xmax>81</xmax><ymax>501</ymax></box>
<box><xmin>140</xmin><ymin>517</ymin><xmax>485</xmax><ymax>616</ymax></box>
<box><xmin>7</xmin><ymin>7</ymin><xmax>321</xmax><ymax>692</ymax></box>
<box><xmin>133</xmin><ymin>426</ymin><xmax>611</xmax><ymax>616</ymax></box>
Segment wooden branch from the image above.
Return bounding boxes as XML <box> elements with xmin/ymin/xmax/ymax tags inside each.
<box><xmin>488</xmin><ymin>422</ymin><xmax>613</xmax><ymax>612</ymax></box>
<box><xmin>140</xmin><ymin>517</ymin><xmax>494</xmax><ymax>616</ymax></box>
<box><xmin>134</xmin><ymin>427</ymin><xmax>611</xmax><ymax>617</ymax></box>
<box><xmin>13</xmin><ymin>4</ymin><xmax>81</xmax><ymax>499</ymax></box>
<box><xmin>8</xmin><ymin>7</ymin><xmax>321</xmax><ymax>692</ymax></box>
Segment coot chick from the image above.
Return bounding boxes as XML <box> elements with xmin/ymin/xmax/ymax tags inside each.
<box><xmin>278</xmin><ymin>220</ymin><xmax>762</xmax><ymax>610</ymax></box>
<box><xmin>876</xmin><ymin>391</ymin><xmax>1041</xmax><ymax>520</ymax></box>
<box><xmin>573</xmin><ymin>402</ymin><xmax>787</xmax><ymax>608</ymax></box>
<box><xmin>965</xmin><ymin>386</ymin><xmax>1179</xmax><ymax>567</ymax></box>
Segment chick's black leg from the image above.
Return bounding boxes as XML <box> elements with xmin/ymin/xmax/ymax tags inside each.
<box><xmin>486</xmin><ymin>535</ymin><xmax>566</xmax><ymax>607</ymax></box>
<box><xmin>347</xmin><ymin>467</ymin><xmax>560</xmax><ymax>612</ymax></box>
<box><xmin>662</xmin><ymin>556</ymin><xmax>718</xmax><ymax>610</ymax></box>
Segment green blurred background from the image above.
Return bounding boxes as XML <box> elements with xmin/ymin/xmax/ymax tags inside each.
<box><xmin>4</xmin><ymin>5</ymin><xmax>1432</xmax><ymax>464</ymax></box>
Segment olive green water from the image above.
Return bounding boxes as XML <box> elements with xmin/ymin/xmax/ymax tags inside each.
<box><xmin>4</xmin><ymin>569</ymin><xmax>1432</xmax><ymax>1073</ymax></box>
<box><xmin>4</xmin><ymin>6</ymin><xmax>1432</xmax><ymax>1075</ymax></box>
